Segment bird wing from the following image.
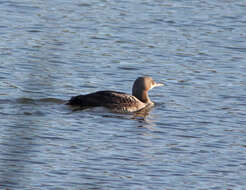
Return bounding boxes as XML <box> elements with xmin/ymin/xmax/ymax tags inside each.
<box><xmin>68</xmin><ymin>90</ymin><xmax>145</xmax><ymax>112</ymax></box>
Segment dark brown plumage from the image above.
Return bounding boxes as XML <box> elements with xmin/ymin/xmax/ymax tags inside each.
<box><xmin>67</xmin><ymin>77</ymin><xmax>163</xmax><ymax>112</ymax></box>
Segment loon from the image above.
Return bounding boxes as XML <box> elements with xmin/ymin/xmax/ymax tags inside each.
<box><xmin>67</xmin><ymin>76</ymin><xmax>163</xmax><ymax>113</ymax></box>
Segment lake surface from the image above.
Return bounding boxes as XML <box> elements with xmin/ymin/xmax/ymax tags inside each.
<box><xmin>1</xmin><ymin>0</ymin><xmax>246</xmax><ymax>189</ymax></box>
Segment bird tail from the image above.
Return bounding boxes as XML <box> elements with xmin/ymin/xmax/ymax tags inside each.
<box><xmin>67</xmin><ymin>94</ymin><xmax>101</xmax><ymax>107</ymax></box>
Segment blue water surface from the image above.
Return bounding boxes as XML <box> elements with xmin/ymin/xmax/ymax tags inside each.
<box><xmin>0</xmin><ymin>0</ymin><xmax>246</xmax><ymax>189</ymax></box>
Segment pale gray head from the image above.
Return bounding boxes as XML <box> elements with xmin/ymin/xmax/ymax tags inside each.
<box><xmin>132</xmin><ymin>76</ymin><xmax>163</xmax><ymax>104</ymax></box>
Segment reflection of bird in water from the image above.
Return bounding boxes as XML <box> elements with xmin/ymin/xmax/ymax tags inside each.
<box><xmin>67</xmin><ymin>76</ymin><xmax>163</xmax><ymax>113</ymax></box>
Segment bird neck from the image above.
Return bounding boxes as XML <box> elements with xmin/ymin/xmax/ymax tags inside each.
<box><xmin>133</xmin><ymin>89</ymin><xmax>152</xmax><ymax>104</ymax></box>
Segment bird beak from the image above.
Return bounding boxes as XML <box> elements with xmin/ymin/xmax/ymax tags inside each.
<box><xmin>154</xmin><ymin>82</ymin><xmax>164</xmax><ymax>87</ymax></box>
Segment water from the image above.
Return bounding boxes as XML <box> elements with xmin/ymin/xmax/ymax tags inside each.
<box><xmin>1</xmin><ymin>0</ymin><xmax>246</xmax><ymax>189</ymax></box>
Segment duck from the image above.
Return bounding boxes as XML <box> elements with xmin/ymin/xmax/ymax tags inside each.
<box><xmin>67</xmin><ymin>76</ymin><xmax>163</xmax><ymax>112</ymax></box>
